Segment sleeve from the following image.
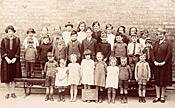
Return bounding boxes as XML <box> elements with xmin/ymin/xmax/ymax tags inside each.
<box><xmin>151</xmin><ymin>42</ymin><xmax>156</xmax><ymax>62</ymax></box>
<box><xmin>1</xmin><ymin>38</ymin><xmax>7</xmax><ymax>58</ymax></box>
<box><xmin>112</xmin><ymin>44</ymin><xmax>116</xmax><ymax>56</ymax></box>
<box><xmin>106</xmin><ymin>44</ymin><xmax>111</xmax><ymax>59</ymax></box>
<box><xmin>96</xmin><ymin>43</ymin><xmax>100</xmax><ymax>52</ymax></box>
<box><xmin>94</xmin><ymin>40</ymin><xmax>97</xmax><ymax>54</ymax></box>
<box><xmin>14</xmin><ymin>37</ymin><xmax>20</xmax><ymax>58</ymax></box>
<box><xmin>127</xmin><ymin>43</ymin><xmax>131</xmax><ymax>55</ymax></box>
<box><xmin>127</xmin><ymin>65</ymin><xmax>132</xmax><ymax>79</ymax></box>
<box><xmin>81</xmin><ymin>41</ymin><xmax>84</xmax><ymax>56</ymax></box>
<box><xmin>135</xmin><ymin>63</ymin><xmax>138</xmax><ymax>80</ymax></box>
<box><xmin>164</xmin><ymin>41</ymin><xmax>172</xmax><ymax>63</ymax></box>
<box><xmin>35</xmin><ymin>37</ymin><xmax>39</xmax><ymax>47</ymax></box>
<box><xmin>146</xmin><ymin>63</ymin><xmax>151</xmax><ymax>79</ymax></box>
<box><xmin>44</xmin><ymin>62</ymin><xmax>47</xmax><ymax>73</ymax></box>
<box><xmin>23</xmin><ymin>37</ymin><xmax>27</xmax><ymax>48</ymax></box>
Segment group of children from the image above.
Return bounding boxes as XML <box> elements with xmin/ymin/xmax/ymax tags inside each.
<box><xmin>22</xmin><ymin>21</ymin><xmax>153</xmax><ymax>104</ymax></box>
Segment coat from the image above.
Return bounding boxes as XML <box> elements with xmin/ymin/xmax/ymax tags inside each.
<box><xmin>92</xmin><ymin>31</ymin><xmax>102</xmax><ymax>43</ymax></box>
<box><xmin>151</xmin><ymin>39</ymin><xmax>172</xmax><ymax>86</ymax></box>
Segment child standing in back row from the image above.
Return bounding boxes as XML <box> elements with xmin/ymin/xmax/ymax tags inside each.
<box><xmin>62</xmin><ymin>22</ymin><xmax>73</xmax><ymax>45</ymax></box>
<box><xmin>135</xmin><ymin>53</ymin><xmax>151</xmax><ymax>103</ymax></box>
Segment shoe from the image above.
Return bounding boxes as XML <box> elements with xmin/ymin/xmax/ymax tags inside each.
<box><xmin>45</xmin><ymin>95</ymin><xmax>49</xmax><ymax>101</ymax></box>
<box><xmin>107</xmin><ymin>93</ymin><xmax>111</xmax><ymax>104</ymax></box>
<box><xmin>50</xmin><ymin>95</ymin><xmax>54</xmax><ymax>101</ymax></box>
<box><xmin>11</xmin><ymin>93</ymin><xmax>17</xmax><ymax>98</ymax></box>
<box><xmin>99</xmin><ymin>96</ymin><xmax>102</xmax><ymax>103</ymax></box>
<box><xmin>160</xmin><ymin>97</ymin><xmax>165</xmax><ymax>103</ymax></box>
<box><xmin>124</xmin><ymin>94</ymin><xmax>128</xmax><ymax>103</ymax></box>
<box><xmin>112</xmin><ymin>93</ymin><xmax>116</xmax><ymax>104</ymax></box>
<box><xmin>153</xmin><ymin>98</ymin><xmax>160</xmax><ymax>103</ymax></box>
<box><xmin>139</xmin><ymin>97</ymin><xmax>142</xmax><ymax>103</ymax></box>
<box><xmin>57</xmin><ymin>94</ymin><xmax>61</xmax><ymax>102</ymax></box>
<box><xmin>142</xmin><ymin>97</ymin><xmax>146</xmax><ymax>103</ymax></box>
<box><xmin>111</xmin><ymin>99</ymin><xmax>115</xmax><ymax>104</ymax></box>
<box><xmin>62</xmin><ymin>96</ymin><xmax>65</xmax><ymax>102</ymax></box>
<box><xmin>87</xmin><ymin>100</ymin><xmax>91</xmax><ymax>103</ymax></box>
<box><xmin>95</xmin><ymin>100</ymin><xmax>98</xmax><ymax>103</ymax></box>
<box><xmin>5</xmin><ymin>94</ymin><xmax>10</xmax><ymax>99</ymax></box>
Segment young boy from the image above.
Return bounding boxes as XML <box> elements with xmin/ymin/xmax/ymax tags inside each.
<box><xmin>44</xmin><ymin>52</ymin><xmax>58</xmax><ymax>101</ymax></box>
<box><xmin>24</xmin><ymin>38</ymin><xmax>37</xmax><ymax>77</ymax></box>
<box><xmin>106</xmin><ymin>24</ymin><xmax>115</xmax><ymax>50</ymax></box>
<box><xmin>119</xmin><ymin>57</ymin><xmax>132</xmax><ymax>104</ymax></box>
<box><xmin>81</xmin><ymin>27</ymin><xmax>97</xmax><ymax>60</ymax></box>
<box><xmin>62</xmin><ymin>22</ymin><xmax>73</xmax><ymax>45</ymax></box>
<box><xmin>67</xmin><ymin>30</ymin><xmax>81</xmax><ymax>64</ymax></box>
<box><xmin>113</xmin><ymin>34</ymin><xmax>127</xmax><ymax>65</ymax></box>
<box><xmin>97</xmin><ymin>31</ymin><xmax>111</xmax><ymax>63</ymax></box>
<box><xmin>127</xmin><ymin>34</ymin><xmax>142</xmax><ymax>80</ymax></box>
<box><xmin>135</xmin><ymin>53</ymin><xmax>151</xmax><ymax>103</ymax></box>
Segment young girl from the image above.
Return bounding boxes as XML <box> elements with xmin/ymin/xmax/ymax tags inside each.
<box><xmin>139</xmin><ymin>30</ymin><xmax>149</xmax><ymax>49</ymax></box>
<box><xmin>52</xmin><ymin>36</ymin><xmax>67</xmax><ymax>63</ymax></box>
<box><xmin>106</xmin><ymin>56</ymin><xmax>119</xmax><ymax>104</ymax></box>
<box><xmin>135</xmin><ymin>53</ymin><xmax>150</xmax><ymax>103</ymax></box>
<box><xmin>52</xmin><ymin>25</ymin><xmax>62</xmax><ymax>47</ymax></box>
<box><xmin>68</xmin><ymin>54</ymin><xmax>81</xmax><ymax>102</ymax></box>
<box><xmin>62</xmin><ymin>22</ymin><xmax>73</xmax><ymax>45</ymax></box>
<box><xmin>92</xmin><ymin>21</ymin><xmax>102</xmax><ymax>43</ymax></box>
<box><xmin>94</xmin><ymin>52</ymin><xmax>107</xmax><ymax>103</ymax></box>
<box><xmin>55</xmin><ymin>59</ymin><xmax>68</xmax><ymax>102</ymax></box>
<box><xmin>106</xmin><ymin>24</ymin><xmax>115</xmax><ymax>50</ymax></box>
<box><xmin>39</xmin><ymin>27</ymin><xmax>51</xmax><ymax>45</ymax></box>
<box><xmin>77</xmin><ymin>21</ymin><xmax>87</xmax><ymax>43</ymax></box>
<box><xmin>81</xmin><ymin>49</ymin><xmax>95</xmax><ymax>103</ymax></box>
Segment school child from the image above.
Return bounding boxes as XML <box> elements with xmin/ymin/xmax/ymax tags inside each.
<box><xmin>62</xmin><ymin>22</ymin><xmax>73</xmax><ymax>45</ymax></box>
<box><xmin>113</xmin><ymin>34</ymin><xmax>127</xmax><ymax>65</ymax></box>
<box><xmin>77</xmin><ymin>21</ymin><xmax>87</xmax><ymax>43</ymax></box>
<box><xmin>37</xmin><ymin>36</ymin><xmax>52</xmax><ymax>78</ymax></box>
<box><xmin>106</xmin><ymin>56</ymin><xmax>119</xmax><ymax>104</ymax></box>
<box><xmin>117</xmin><ymin>26</ymin><xmax>129</xmax><ymax>44</ymax></box>
<box><xmin>119</xmin><ymin>57</ymin><xmax>132</xmax><ymax>104</ymax></box>
<box><xmin>127</xmin><ymin>34</ymin><xmax>142</xmax><ymax>80</ymax></box>
<box><xmin>142</xmin><ymin>38</ymin><xmax>154</xmax><ymax>79</ymax></box>
<box><xmin>81</xmin><ymin>27</ymin><xmax>97</xmax><ymax>60</ymax></box>
<box><xmin>52</xmin><ymin>25</ymin><xmax>62</xmax><ymax>47</ymax></box>
<box><xmin>81</xmin><ymin>49</ymin><xmax>95</xmax><ymax>103</ymax></box>
<box><xmin>44</xmin><ymin>52</ymin><xmax>58</xmax><ymax>101</ymax></box>
<box><xmin>135</xmin><ymin>53</ymin><xmax>151</xmax><ymax>103</ymax></box>
<box><xmin>106</xmin><ymin>24</ymin><xmax>115</xmax><ymax>50</ymax></box>
<box><xmin>67</xmin><ymin>54</ymin><xmax>81</xmax><ymax>102</ymax></box>
<box><xmin>52</xmin><ymin>36</ymin><xmax>67</xmax><ymax>63</ymax></box>
<box><xmin>67</xmin><ymin>30</ymin><xmax>81</xmax><ymax>64</ymax></box>
<box><xmin>97</xmin><ymin>31</ymin><xmax>111</xmax><ymax>63</ymax></box>
<box><xmin>94</xmin><ymin>52</ymin><xmax>107</xmax><ymax>103</ymax></box>
<box><xmin>92</xmin><ymin>21</ymin><xmax>102</xmax><ymax>43</ymax></box>
<box><xmin>55</xmin><ymin>59</ymin><xmax>68</xmax><ymax>102</ymax></box>
<box><xmin>139</xmin><ymin>30</ymin><xmax>149</xmax><ymax>49</ymax></box>
<box><xmin>39</xmin><ymin>27</ymin><xmax>52</xmax><ymax>45</ymax></box>
<box><xmin>23</xmin><ymin>28</ymin><xmax>39</xmax><ymax>49</ymax></box>
<box><xmin>128</xmin><ymin>27</ymin><xmax>138</xmax><ymax>43</ymax></box>
<box><xmin>24</xmin><ymin>38</ymin><xmax>37</xmax><ymax>77</ymax></box>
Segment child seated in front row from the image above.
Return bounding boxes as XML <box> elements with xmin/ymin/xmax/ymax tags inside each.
<box><xmin>106</xmin><ymin>56</ymin><xmax>119</xmax><ymax>104</ymax></box>
<box><xmin>119</xmin><ymin>57</ymin><xmax>132</xmax><ymax>104</ymax></box>
<box><xmin>67</xmin><ymin>54</ymin><xmax>81</xmax><ymax>102</ymax></box>
<box><xmin>44</xmin><ymin>52</ymin><xmax>58</xmax><ymax>101</ymax></box>
<box><xmin>135</xmin><ymin>53</ymin><xmax>150</xmax><ymax>103</ymax></box>
<box><xmin>55</xmin><ymin>59</ymin><xmax>68</xmax><ymax>102</ymax></box>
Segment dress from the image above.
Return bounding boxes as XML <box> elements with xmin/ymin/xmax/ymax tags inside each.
<box><xmin>68</xmin><ymin>63</ymin><xmax>81</xmax><ymax>85</ymax></box>
<box><xmin>106</xmin><ymin>66</ymin><xmax>119</xmax><ymax>89</ymax></box>
<box><xmin>94</xmin><ymin>61</ymin><xmax>107</xmax><ymax>87</ymax></box>
<box><xmin>81</xmin><ymin>59</ymin><xmax>94</xmax><ymax>85</ymax></box>
<box><xmin>1</xmin><ymin>37</ymin><xmax>22</xmax><ymax>83</ymax></box>
<box><xmin>55</xmin><ymin>67</ymin><xmax>68</xmax><ymax>87</ymax></box>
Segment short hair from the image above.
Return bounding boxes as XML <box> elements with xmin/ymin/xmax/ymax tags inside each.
<box><xmin>84</xmin><ymin>49</ymin><xmax>91</xmax><ymax>55</ymax></box>
<box><xmin>120</xmin><ymin>57</ymin><xmax>127</xmax><ymax>61</ymax></box>
<box><xmin>92</xmin><ymin>21</ymin><xmax>100</xmax><ymax>27</ymax></box>
<box><xmin>106</xmin><ymin>24</ymin><xmax>113</xmax><ymax>30</ymax></box>
<box><xmin>27</xmin><ymin>28</ymin><xmax>36</xmax><ymax>34</ymax></box>
<box><xmin>69</xmin><ymin>53</ymin><xmax>77</xmax><ymax>61</ymax></box>
<box><xmin>101</xmin><ymin>31</ymin><xmax>107</xmax><ymax>38</ymax></box>
<box><xmin>129</xmin><ymin>27</ymin><xmax>137</xmax><ymax>36</ymax></box>
<box><xmin>65</xmin><ymin>22</ymin><xmax>73</xmax><ymax>28</ymax></box>
<box><xmin>109</xmin><ymin>56</ymin><xmax>117</xmax><ymax>65</ymax></box>
<box><xmin>85</xmin><ymin>27</ymin><xmax>93</xmax><ymax>32</ymax></box>
<box><xmin>117</xmin><ymin>26</ymin><xmax>126</xmax><ymax>33</ymax></box>
<box><xmin>140</xmin><ymin>30</ymin><xmax>149</xmax><ymax>37</ymax></box>
<box><xmin>157</xmin><ymin>28</ymin><xmax>166</xmax><ymax>35</ymax></box>
<box><xmin>47</xmin><ymin>52</ymin><xmax>53</xmax><ymax>57</ymax></box>
<box><xmin>5</xmin><ymin>25</ymin><xmax>16</xmax><ymax>33</ymax></box>
<box><xmin>77</xmin><ymin>21</ymin><xmax>86</xmax><ymax>32</ymax></box>
<box><xmin>71</xmin><ymin>30</ymin><xmax>77</xmax><ymax>36</ymax></box>
<box><xmin>96</xmin><ymin>52</ymin><xmax>104</xmax><ymax>58</ymax></box>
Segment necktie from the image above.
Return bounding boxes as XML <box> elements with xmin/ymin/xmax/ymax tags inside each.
<box><xmin>133</xmin><ymin>42</ymin><xmax>136</xmax><ymax>55</ymax></box>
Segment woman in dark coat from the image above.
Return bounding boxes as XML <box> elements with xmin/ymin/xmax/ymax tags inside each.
<box><xmin>152</xmin><ymin>28</ymin><xmax>172</xmax><ymax>103</ymax></box>
<box><xmin>1</xmin><ymin>25</ymin><xmax>22</xmax><ymax>99</ymax></box>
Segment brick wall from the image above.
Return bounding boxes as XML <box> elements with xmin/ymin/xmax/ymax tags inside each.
<box><xmin>0</xmin><ymin>0</ymin><xmax>175</xmax><ymax>79</ymax></box>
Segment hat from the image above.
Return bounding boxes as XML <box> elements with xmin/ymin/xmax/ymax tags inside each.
<box><xmin>65</xmin><ymin>22</ymin><xmax>73</xmax><ymax>28</ymax></box>
<box><xmin>27</xmin><ymin>28</ymin><xmax>36</xmax><ymax>34</ymax></box>
<box><xmin>5</xmin><ymin>25</ymin><xmax>16</xmax><ymax>33</ymax></box>
<box><xmin>83</xmin><ymin>49</ymin><xmax>91</xmax><ymax>55</ymax></box>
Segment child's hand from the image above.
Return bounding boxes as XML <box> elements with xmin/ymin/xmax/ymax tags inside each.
<box><xmin>104</xmin><ymin>58</ymin><xmax>107</xmax><ymax>62</ymax></box>
<box><xmin>147</xmin><ymin>78</ymin><xmax>150</xmax><ymax>81</ymax></box>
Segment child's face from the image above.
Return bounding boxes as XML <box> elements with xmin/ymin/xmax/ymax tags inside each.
<box><xmin>60</xmin><ymin>59</ymin><xmax>66</xmax><ymax>67</ymax></box>
<box><xmin>118</xmin><ymin>27</ymin><xmax>124</xmax><ymax>34</ymax></box>
<box><xmin>71</xmin><ymin>56</ymin><xmax>77</xmax><ymax>63</ymax></box>
<box><xmin>116</xmin><ymin>36</ymin><xmax>123</xmax><ymax>42</ymax></box>
<box><xmin>28</xmin><ymin>42</ymin><xmax>33</xmax><ymax>46</ymax></box>
<box><xmin>54</xmin><ymin>27</ymin><xmax>61</xmax><ymax>33</ymax></box>
<box><xmin>85</xmin><ymin>54</ymin><xmax>91</xmax><ymax>60</ymax></box>
<box><xmin>66</xmin><ymin>26</ymin><xmax>72</xmax><ymax>32</ymax></box>
<box><xmin>131</xmin><ymin>36</ymin><xmax>137</xmax><ymax>43</ymax></box>
<box><xmin>142</xmin><ymin>33</ymin><xmax>148</xmax><ymax>39</ymax></box>
<box><xmin>121</xmin><ymin>59</ymin><xmax>127</xmax><ymax>66</ymax></box>
<box><xmin>139</xmin><ymin>55</ymin><xmax>146</xmax><ymax>62</ymax></box>
<box><xmin>110</xmin><ymin>60</ymin><xmax>116</xmax><ymax>66</ymax></box>
<box><xmin>42</xmin><ymin>28</ymin><xmax>48</xmax><ymax>35</ymax></box>
<box><xmin>130</xmin><ymin>28</ymin><xmax>137</xmax><ymax>35</ymax></box>
<box><xmin>93</xmin><ymin>23</ymin><xmax>100</xmax><ymax>32</ymax></box>
<box><xmin>48</xmin><ymin>56</ymin><xmax>54</xmax><ymax>61</ymax></box>
<box><xmin>7</xmin><ymin>29</ymin><xmax>14</xmax><ymax>36</ymax></box>
<box><xmin>96</xmin><ymin>53</ymin><xmax>103</xmax><ymax>61</ymax></box>
<box><xmin>106</xmin><ymin>27</ymin><xmax>112</xmax><ymax>34</ymax></box>
<box><xmin>86</xmin><ymin>29</ymin><xmax>93</xmax><ymax>38</ymax></box>
<box><xmin>71</xmin><ymin>34</ymin><xmax>78</xmax><ymax>41</ymax></box>
<box><xmin>28</xmin><ymin>32</ymin><xmax>34</xmax><ymax>37</ymax></box>
<box><xmin>101</xmin><ymin>33</ymin><xmax>107</xmax><ymax>42</ymax></box>
<box><xmin>79</xmin><ymin>24</ymin><xmax>85</xmax><ymax>31</ymax></box>
<box><xmin>157</xmin><ymin>32</ymin><xmax>165</xmax><ymax>40</ymax></box>
<box><xmin>43</xmin><ymin>38</ymin><xmax>50</xmax><ymax>44</ymax></box>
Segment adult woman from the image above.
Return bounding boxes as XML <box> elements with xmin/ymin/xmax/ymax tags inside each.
<box><xmin>152</xmin><ymin>28</ymin><xmax>172</xmax><ymax>103</ymax></box>
<box><xmin>1</xmin><ymin>25</ymin><xmax>22</xmax><ymax>99</ymax></box>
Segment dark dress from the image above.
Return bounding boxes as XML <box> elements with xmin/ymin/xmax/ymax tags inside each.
<box><xmin>151</xmin><ymin>39</ymin><xmax>172</xmax><ymax>86</ymax></box>
<box><xmin>97</xmin><ymin>42</ymin><xmax>111</xmax><ymax>61</ymax></box>
<box><xmin>1</xmin><ymin>37</ymin><xmax>22</xmax><ymax>83</ymax></box>
<box><xmin>92</xmin><ymin>31</ymin><xmax>102</xmax><ymax>43</ymax></box>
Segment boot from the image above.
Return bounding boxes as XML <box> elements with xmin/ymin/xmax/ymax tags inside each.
<box><xmin>61</xmin><ymin>92</ymin><xmax>65</xmax><ymax>102</ymax></box>
<box><xmin>120</xmin><ymin>94</ymin><xmax>124</xmax><ymax>104</ymax></box>
<box><xmin>124</xmin><ymin>94</ymin><xmax>128</xmax><ymax>103</ymax></box>
<box><xmin>107</xmin><ymin>93</ymin><xmax>111</xmax><ymax>104</ymax></box>
<box><xmin>138</xmin><ymin>97</ymin><xmax>142</xmax><ymax>103</ymax></box>
<box><xmin>112</xmin><ymin>92</ymin><xmax>116</xmax><ymax>104</ymax></box>
<box><xmin>45</xmin><ymin>95</ymin><xmax>49</xmax><ymax>101</ymax></box>
<box><xmin>99</xmin><ymin>91</ymin><xmax>103</xmax><ymax>103</ymax></box>
<box><xmin>57</xmin><ymin>93</ymin><xmax>61</xmax><ymax>102</ymax></box>
<box><xmin>50</xmin><ymin>95</ymin><xmax>54</xmax><ymax>101</ymax></box>
<box><xmin>142</xmin><ymin>97</ymin><xmax>146</xmax><ymax>103</ymax></box>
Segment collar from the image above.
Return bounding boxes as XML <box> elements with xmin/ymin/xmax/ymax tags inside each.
<box><xmin>159</xmin><ymin>38</ymin><xmax>166</xmax><ymax>44</ymax></box>
<box><xmin>139</xmin><ymin>61</ymin><xmax>146</xmax><ymax>63</ymax></box>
